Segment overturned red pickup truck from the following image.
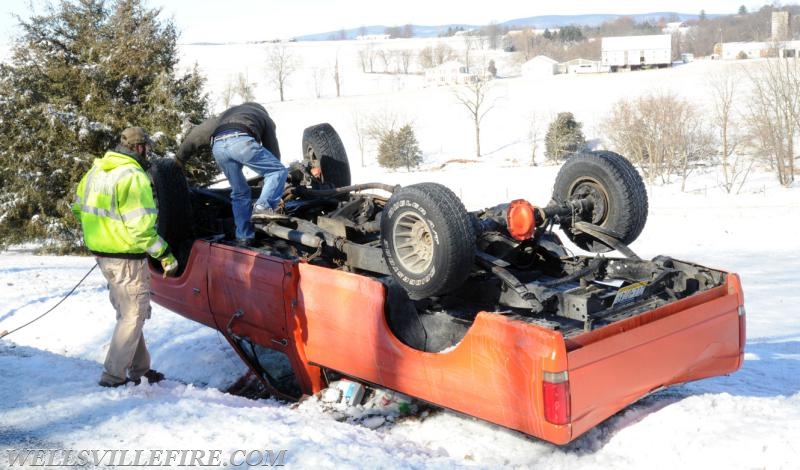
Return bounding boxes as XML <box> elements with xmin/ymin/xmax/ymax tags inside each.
<box><xmin>148</xmin><ymin>124</ymin><xmax>745</xmax><ymax>444</ymax></box>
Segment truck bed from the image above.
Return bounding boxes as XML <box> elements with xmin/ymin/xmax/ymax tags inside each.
<box><xmin>150</xmin><ymin>239</ymin><xmax>745</xmax><ymax>444</ymax></box>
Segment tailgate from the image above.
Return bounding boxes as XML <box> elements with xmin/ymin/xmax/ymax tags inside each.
<box><xmin>565</xmin><ymin>273</ymin><xmax>745</xmax><ymax>440</ymax></box>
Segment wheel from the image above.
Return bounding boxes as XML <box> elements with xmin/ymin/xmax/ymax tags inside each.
<box><xmin>381</xmin><ymin>183</ymin><xmax>476</xmax><ymax>299</ymax></box>
<box><xmin>551</xmin><ymin>150</ymin><xmax>648</xmax><ymax>253</ymax></box>
<box><xmin>301</xmin><ymin>123</ymin><xmax>351</xmax><ymax>188</ymax></box>
<box><xmin>148</xmin><ymin>157</ymin><xmax>194</xmax><ymax>269</ymax></box>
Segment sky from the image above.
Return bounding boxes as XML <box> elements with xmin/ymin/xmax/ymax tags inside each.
<box><xmin>0</xmin><ymin>0</ymin><xmax>764</xmax><ymax>44</ymax></box>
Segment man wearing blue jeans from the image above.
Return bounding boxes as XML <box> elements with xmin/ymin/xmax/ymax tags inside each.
<box><xmin>176</xmin><ymin>102</ymin><xmax>288</xmax><ymax>245</ymax></box>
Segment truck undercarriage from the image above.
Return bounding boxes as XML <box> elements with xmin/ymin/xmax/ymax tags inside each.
<box><xmin>146</xmin><ymin>123</ymin><xmax>745</xmax><ymax>444</ymax></box>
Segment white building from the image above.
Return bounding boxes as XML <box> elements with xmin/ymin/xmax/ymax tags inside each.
<box><xmin>520</xmin><ymin>55</ymin><xmax>558</xmax><ymax>78</ymax></box>
<box><xmin>601</xmin><ymin>34</ymin><xmax>672</xmax><ymax>70</ymax></box>
<box><xmin>718</xmin><ymin>40</ymin><xmax>800</xmax><ymax>59</ymax></box>
<box><xmin>560</xmin><ymin>58</ymin><xmax>603</xmax><ymax>74</ymax></box>
<box><xmin>425</xmin><ymin>60</ymin><xmax>479</xmax><ymax>85</ymax></box>
<box><xmin>662</xmin><ymin>22</ymin><xmax>689</xmax><ymax>35</ymax></box>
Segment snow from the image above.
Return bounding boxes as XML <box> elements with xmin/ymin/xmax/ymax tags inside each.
<box><xmin>2</xmin><ymin>38</ymin><xmax>800</xmax><ymax>469</ymax></box>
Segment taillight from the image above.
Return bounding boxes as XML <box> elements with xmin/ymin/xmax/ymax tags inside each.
<box><xmin>507</xmin><ymin>199</ymin><xmax>536</xmax><ymax>241</ymax></box>
<box><xmin>543</xmin><ymin>371</ymin><xmax>571</xmax><ymax>425</ymax></box>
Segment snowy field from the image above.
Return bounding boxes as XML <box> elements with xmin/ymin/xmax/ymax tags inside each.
<box><xmin>2</xmin><ymin>38</ymin><xmax>800</xmax><ymax>469</ymax></box>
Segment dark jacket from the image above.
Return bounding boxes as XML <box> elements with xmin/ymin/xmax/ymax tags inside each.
<box><xmin>175</xmin><ymin>102</ymin><xmax>281</xmax><ymax>164</ymax></box>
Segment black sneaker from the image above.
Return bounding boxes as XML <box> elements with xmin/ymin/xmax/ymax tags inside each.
<box><xmin>131</xmin><ymin>369</ymin><xmax>165</xmax><ymax>385</ymax></box>
<box><xmin>235</xmin><ymin>238</ymin><xmax>255</xmax><ymax>247</ymax></box>
<box><xmin>252</xmin><ymin>204</ymin><xmax>288</xmax><ymax>221</ymax></box>
<box><xmin>98</xmin><ymin>378</ymin><xmax>133</xmax><ymax>388</ymax></box>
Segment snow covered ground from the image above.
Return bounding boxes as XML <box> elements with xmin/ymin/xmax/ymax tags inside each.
<box><xmin>2</xmin><ymin>38</ymin><xmax>800</xmax><ymax>469</ymax></box>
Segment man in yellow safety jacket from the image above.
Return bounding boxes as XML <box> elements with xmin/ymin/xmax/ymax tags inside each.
<box><xmin>73</xmin><ymin>127</ymin><xmax>178</xmax><ymax>387</ymax></box>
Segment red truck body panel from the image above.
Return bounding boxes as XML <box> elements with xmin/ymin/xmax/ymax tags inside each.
<box><xmin>150</xmin><ymin>240</ymin><xmax>745</xmax><ymax>445</ymax></box>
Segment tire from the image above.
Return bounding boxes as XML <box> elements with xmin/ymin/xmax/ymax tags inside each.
<box><xmin>551</xmin><ymin>150</ymin><xmax>648</xmax><ymax>253</ymax></box>
<box><xmin>301</xmin><ymin>123</ymin><xmax>351</xmax><ymax>188</ymax></box>
<box><xmin>381</xmin><ymin>183</ymin><xmax>476</xmax><ymax>299</ymax></box>
<box><xmin>148</xmin><ymin>157</ymin><xmax>194</xmax><ymax>268</ymax></box>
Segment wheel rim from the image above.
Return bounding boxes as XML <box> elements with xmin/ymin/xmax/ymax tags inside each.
<box><xmin>569</xmin><ymin>178</ymin><xmax>609</xmax><ymax>225</ymax></box>
<box><xmin>391</xmin><ymin>211</ymin><xmax>434</xmax><ymax>275</ymax></box>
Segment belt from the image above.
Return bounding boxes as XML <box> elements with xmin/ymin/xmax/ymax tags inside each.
<box><xmin>210</xmin><ymin>131</ymin><xmax>251</xmax><ymax>145</ymax></box>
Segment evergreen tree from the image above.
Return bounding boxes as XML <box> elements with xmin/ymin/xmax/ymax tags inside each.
<box><xmin>0</xmin><ymin>0</ymin><xmax>212</xmax><ymax>251</ymax></box>
<box><xmin>557</xmin><ymin>25</ymin><xmax>584</xmax><ymax>43</ymax></box>
<box><xmin>544</xmin><ymin>112</ymin><xmax>586</xmax><ymax>162</ymax></box>
<box><xmin>487</xmin><ymin>59</ymin><xmax>498</xmax><ymax>78</ymax></box>
<box><xmin>377</xmin><ymin>125</ymin><xmax>423</xmax><ymax>171</ymax></box>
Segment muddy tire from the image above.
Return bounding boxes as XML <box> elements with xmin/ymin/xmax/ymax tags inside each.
<box><xmin>148</xmin><ymin>157</ymin><xmax>194</xmax><ymax>269</ymax></box>
<box><xmin>551</xmin><ymin>150</ymin><xmax>648</xmax><ymax>252</ymax></box>
<box><xmin>301</xmin><ymin>123</ymin><xmax>351</xmax><ymax>188</ymax></box>
<box><xmin>381</xmin><ymin>183</ymin><xmax>476</xmax><ymax>299</ymax></box>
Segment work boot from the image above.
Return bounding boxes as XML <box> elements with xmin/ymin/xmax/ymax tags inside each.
<box><xmin>131</xmin><ymin>369</ymin><xmax>165</xmax><ymax>385</ymax></box>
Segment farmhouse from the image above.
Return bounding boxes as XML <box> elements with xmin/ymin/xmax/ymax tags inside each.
<box><xmin>424</xmin><ymin>60</ymin><xmax>479</xmax><ymax>85</ymax></box>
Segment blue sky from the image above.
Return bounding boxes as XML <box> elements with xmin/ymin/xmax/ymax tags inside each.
<box><xmin>1</xmin><ymin>0</ymin><xmax>761</xmax><ymax>44</ymax></box>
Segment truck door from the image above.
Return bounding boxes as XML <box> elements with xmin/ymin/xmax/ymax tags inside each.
<box><xmin>206</xmin><ymin>244</ymin><xmax>303</xmax><ymax>398</ymax></box>
<box><xmin>207</xmin><ymin>244</ymin><xmax>290</xmax><ymax>348</ymax></box>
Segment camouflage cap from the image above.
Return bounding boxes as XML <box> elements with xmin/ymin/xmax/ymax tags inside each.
<box><xmin>120</xmin><ymin>127</ymin><xmax>154</xmax><ymax>147</ymax></box>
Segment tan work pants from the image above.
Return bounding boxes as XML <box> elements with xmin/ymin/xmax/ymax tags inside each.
<box><xmin>97</xmin><ymin>257</ymin><xmax>152</xmax><ymax>384</ymax></box>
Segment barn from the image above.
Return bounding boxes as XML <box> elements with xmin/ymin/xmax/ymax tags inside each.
<box><xmin>601</xmin><ymin>34</ymin><xmax>672</xmax><ymax>71</ymax></box>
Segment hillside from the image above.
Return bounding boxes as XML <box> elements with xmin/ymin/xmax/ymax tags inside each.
<box><xmin>294</xmin><ymin>12</ymin><xmax>702</xmax><ymax>41</ymax></box>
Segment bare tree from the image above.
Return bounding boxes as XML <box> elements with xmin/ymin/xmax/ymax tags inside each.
<box><xmin>453</xmin><ymin>79</ymin><xmax>496</xmax><ymax>158</ymax></box>
<box><xmin>234</xmin><ymin>72</ymin><xmax>256</xmax><ymax>102</ymax></box>
<box><xmin>333</xmin><ymin>53</ymin><xmax>341</xmax><ymax>97</ymax></box>
<box><xmin>220</xmin><ymin>72</ymin><xmax>255</xmax><ymax>108</ymax></box>
<box><xmin>485</xmin><ymin>22</ymin><xmax>502</xmax><ymax>50</ymax></box>
<box><xmin>351</xmin><ymin>108</ymin><xmax>405</xmax><ymax>167</ymax></box>
<box><xmin>510</xmin><ymin>28</ymin><xmax>536</xmax><ymax>61</ymax></box>
<box><xmin>463</xmin><ymin>35</ymin><xmax>476</xmax><ymax>70</ymax></box>
<box><xmin>418</xmin><ymin>43</ymin><xmax>456</xmax><ymax>69</ymax></box>
<box><xmin>358</xmin><ymin>43</ymin><xmax>379</xmax><ymax>73</ymax></box>
<box><xmin>396</xmin><ymin>49</ymin><xmax>413</xmax><ymax>74</ymax></box>
<box><xmin>265</xmin><ymin>44</ymin><xmax>298</xmax><ymax>102</ymax></box>
<box><xmin>375</xmin><ymin>49</ymin><xmax>388</xmax><ymax>73</ymax></box>
<box><xmin>527</xmin><ymin>111</ymin><xmax>543</xmax><ymax>166</ymax></box>
<box><xmin>602</xmin><ymin>92</ymin><xmax>714</xmax><ymax>187</ymax></box>
<box><xmin>709</xmin><ymin>66</ymin><xmax>752</xmax><ymax>193</ymax></box>
<box><xmin>365</xmin><ymin>108</ymin><xmax>402</xmax><ymax>144</ymax></box>
<box><xmin>745</xmin><ymin>57</ymin><xmax>799</xmax><ymax>186</ymax></box>
<box><xmin>351</xmin><ymin>110</ymin><xmax>368</xmax><ymax>167</ymax></box>
<box><xmin>310</xmin><ymin>67</ymin><xmax>326</xmax><ymax>98</ymax></box>
<box><xmin>220</xmin><ymin>81</ymin><xmax>236</xmax><ymax>109</ymax></box>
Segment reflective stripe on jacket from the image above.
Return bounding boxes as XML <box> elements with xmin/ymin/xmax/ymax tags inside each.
<box><xmin>72</xmin><ymin>150</ymin><xmax>168</xmax><ymax>258</ymax></box>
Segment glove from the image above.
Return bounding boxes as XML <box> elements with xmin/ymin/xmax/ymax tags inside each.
<box><xmin>160</xmin><ymin>253</ymin><xmax>179</xmax><ymax>278</ymax></box>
